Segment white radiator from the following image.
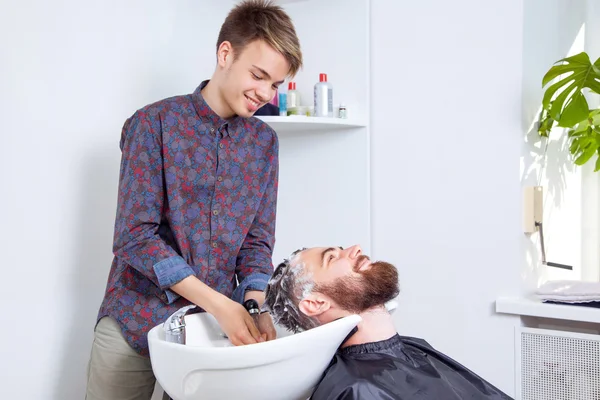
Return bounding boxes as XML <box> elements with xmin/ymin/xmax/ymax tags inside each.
<box><xmin>516</xmin><ymin>327</ymin><xmax>600</xmax><ymax>400</ymax></box>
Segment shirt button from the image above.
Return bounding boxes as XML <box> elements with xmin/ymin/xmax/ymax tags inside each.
<box><xmin>217</xmin><ymin>176</ymin><xmax>223</xmax><ymax>182</ymax></box>
<box><xmin>213</xmin><ymin>210</ymin><xmax>219</xmax><ymax>216</ymax></box>
<box><xmin>219</xmin><ymin>143</ymin><xmax>224</xmax><ymax>149</ymax></box>
<box><xmin>211</xmin><ymin>128</ymin><xmax>215</xmax><ymax>132</ymax></box>
<box><xmin>212</xmin><ymin>242</ymin><xmax>218</xmax><ymax>248</ymax></box>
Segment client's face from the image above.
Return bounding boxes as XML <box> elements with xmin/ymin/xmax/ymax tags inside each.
<box><xmin>294</xmin><ymin>245</ymin><xmax>399</xmax><ymax>314</ymax></box>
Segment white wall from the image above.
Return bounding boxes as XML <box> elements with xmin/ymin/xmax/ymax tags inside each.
<box><xmin>371</xmin><ymin>0</ymin><xmax>598</xmax><ymax>396</ymax></box>
<box><xmin>0</xmin><ymin>1</ymin><xmax>232</xmax><ymax>399</ymax></box>
<box><xmin>370</xmin><ymin>0</ymin><xmax>524</xmax><ymax>395</ymax></box>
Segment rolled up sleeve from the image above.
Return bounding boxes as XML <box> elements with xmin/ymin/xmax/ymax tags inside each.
<box><xmin>231</xmin><ymin>271</ymin><xmax>271</xmax><ymax>304</ymax></box>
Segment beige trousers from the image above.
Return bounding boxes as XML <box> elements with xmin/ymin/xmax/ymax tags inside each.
<box><xmin>86</xmin><ymin>317</ymin><xmax>170</xmax><ymax>400</ymax></box>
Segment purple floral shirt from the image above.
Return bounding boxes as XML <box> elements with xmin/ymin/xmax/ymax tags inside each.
<box><xmin>97</xmin><ymin>80</ymin><xmax>278</xmax><ymax>356</ymax></box>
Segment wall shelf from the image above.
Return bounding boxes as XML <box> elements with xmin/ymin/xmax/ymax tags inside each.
<box><xmin>257</xmin><ymin>116</ymin><xmax>366</xmax><ymax>133</ymax></box>
<box><xmin>496</xmin><ymin>296</ymin><xmax>600</xmax><ymax>324</ymax></box>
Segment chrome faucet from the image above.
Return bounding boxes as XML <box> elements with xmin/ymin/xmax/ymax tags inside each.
<box><xmin>163</xmin><ymin>305</ymin><xmax>197</xmax><ymax>344</ymax></box>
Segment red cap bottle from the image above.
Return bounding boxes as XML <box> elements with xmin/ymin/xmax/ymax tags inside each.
<box><xmin>314</xmin><ymin>73</ymin><xmax>332</xmax><ymax>117</ymax></box>
<box><xmin>288</xmin><ymin>81</ymin><xmax>296</xmax><ymax>90</ymax></box>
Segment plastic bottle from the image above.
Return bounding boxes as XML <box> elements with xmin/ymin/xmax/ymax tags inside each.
<box><xmin>314</xmin><ymin>73</ymin><xmax>333</xmax><ymax>117</ymax></box>
<box><xmin>287</xmin><ymin>82</ymin><xmax>300</xmax><ymax>109</ymax></box>
<box><xmin>279</xmin><ymin>92</ymin><xmax>287</xmax><ymax>116</ymax></box>
<box><xmin>269</xmin><ymin>88</ymin><xmax>278</xmax><ymax>107</ymax></box>
<box><xmin>338</xmin><ymin>103</ymin><xmax>347</xmax><ymax>118</ymax></box>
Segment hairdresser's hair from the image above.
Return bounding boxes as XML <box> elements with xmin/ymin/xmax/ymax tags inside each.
<box><xmin>263</xmin><ymin>249</ymin><xmax>318</xmax><ymax>333</ymax></box>
<box><xmin>217</xmin><ymin>0</ymin><xmax>303</xmax><ymax>77</ymax></box>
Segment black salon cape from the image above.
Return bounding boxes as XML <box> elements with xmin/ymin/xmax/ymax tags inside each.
<box><xmin>310</xmin><ymin>334</ymin><xmax>513</xmax><ymax>400</ymax></box>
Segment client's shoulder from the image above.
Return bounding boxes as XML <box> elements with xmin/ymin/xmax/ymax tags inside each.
<box><xmin>311</xmin><ymin>373</ymin><xmax>386</xmax><ymax>400</ymax></box>
<box><xmin>310</xmin><ymin>353</ymin><xmax>390</xmax><ymax>400</ymax></box>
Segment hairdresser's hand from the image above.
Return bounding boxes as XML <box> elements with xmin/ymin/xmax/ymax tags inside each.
<box><xmin>257</xmin><ymin>312</ymin><xmax>277</xmax><ymax>341</ymax></box>
<box><xmin>211</xmin><ymin>297</ymin><xmax>264</xmax><ymax>346</ymax></box>
<box><xmin>243</xmin><ymin>290</ymin><xmax>276</xmax><ymax>341</ymax></box>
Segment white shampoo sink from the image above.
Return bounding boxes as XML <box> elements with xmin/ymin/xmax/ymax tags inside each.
<box><xmin>147</xmin><ymin>311</ymin><xmax>361</xmax><ymax>400</ymax></box>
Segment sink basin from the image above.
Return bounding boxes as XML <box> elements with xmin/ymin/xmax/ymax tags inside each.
<box><xmin>148</xmin><ymin>312</ymin><xmax>362</xmax><ymax>400</ymax></box>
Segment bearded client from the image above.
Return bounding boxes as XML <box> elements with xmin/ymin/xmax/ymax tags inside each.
<box><xmin>262</xmin><ymin>245</ymin><xmax>513</xmax><ymax>400</ymax></box>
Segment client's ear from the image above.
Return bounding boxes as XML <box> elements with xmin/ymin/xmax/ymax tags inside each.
<box><xmin>298</xmin><ymin>295</ymin><xmax>331</xmax><ymax>317</ymax></box>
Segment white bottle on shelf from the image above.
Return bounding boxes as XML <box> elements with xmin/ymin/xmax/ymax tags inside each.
<box><xmin>287</xmin><ymin>81</ymin><xmax>300</xmax><ymax>109</ymax></box>
<box><xmin>314</xmin><ymin>73</ymin><xmax>333</xmax><ymax>117</ymax></box>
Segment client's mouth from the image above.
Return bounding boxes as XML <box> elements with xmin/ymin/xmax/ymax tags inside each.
<box><xmin>354</xmin><ymin>255</ymin><xmax>371</xmax><ymax>272</ymax></box>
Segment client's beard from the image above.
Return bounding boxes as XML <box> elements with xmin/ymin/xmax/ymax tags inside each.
<box><xmin>313</xmin><ymin>256</ymin><xmax>399</xmax><ymax>314</ymax></box>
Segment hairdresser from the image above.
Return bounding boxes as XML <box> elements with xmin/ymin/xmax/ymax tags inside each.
<box><xmin>84</xmin><ymin>2</ymin><xmax>304</xmax><ymax>399</ymax></box>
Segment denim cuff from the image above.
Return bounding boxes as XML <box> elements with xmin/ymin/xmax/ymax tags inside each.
<box><xmin>153</xmin><ymin>255</ymin><xmax>195</xmax><ymax>304</ymax></box>
<box><xmin>231</xmin><ymin>272</ymin><xmax>271</xmax><ymax>304</ymax></box>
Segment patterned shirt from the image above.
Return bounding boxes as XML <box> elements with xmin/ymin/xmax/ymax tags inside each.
<box><xmin>97</xmin><ymin>80</ymin><xmax>278</xmax><ymax>356</ymax></box>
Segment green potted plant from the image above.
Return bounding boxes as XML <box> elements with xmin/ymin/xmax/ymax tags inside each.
<box><xmin>538</xmin><ymin>52</ymin><xmax>600</xmax><ymax>170</ymax></box>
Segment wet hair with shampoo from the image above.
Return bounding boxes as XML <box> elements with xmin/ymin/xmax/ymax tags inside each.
<box><xmin>265</xmin><ymin>248</ymin><xmax>401</xmax><ymax>333</ymax></box>
<box><xmin>263</xmin><ymin>248</ymin><xmax>319</xmax><ymax>333</ymax></box>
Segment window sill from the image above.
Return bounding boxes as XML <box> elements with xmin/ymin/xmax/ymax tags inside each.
<box><xmin>495</xmin><ymin>296</ymin><xmax>600</xmax><ymax>324</ymax></box>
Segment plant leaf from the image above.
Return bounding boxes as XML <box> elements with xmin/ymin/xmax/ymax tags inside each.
<box><xmin>558</xmin><ymin>92</ymin><xmax>589</xmax><ymax>127</ymax></box>
<box><xmin>542</xmin><ymin>53</ymin><xmax>591</xmax><ymax>86</ymax></box>
<box><xmin>569</xmin><ymin>121</ymin><xmax>590</xmax><ymax>137</ymax></box>
<box><xmin>541</xmin><ymin>52</ymin><xmax>600</xmax><ymax>127</ymax></box>
<box><xmin>595</xmin><ymin>149</ymin><xmax>600</xmax><ymax>172</ymax></box>
<box><xmin>591</xmin><ymin>109</ymin><xmax>600</xmax><ymax>125</ymax></box>
<box><xmin>537</xmin><ymin>107</ymin><xmax>555</xmax><ymax>137</ymax></box>
<box><xmin>571</xmin><ymin>128</ymin><xmax>600</xmax><ymax>166</ymax></box>
<box><xmin>593</xmin><ymin>56</ymin><xmax>600</xmax><ymax>75</ymax></box>
<box><xmin>549</xmin><ymin>80</ymin><xmax>580</xmax><ymax>120</ymax></box>
<box><xmin>570</xmin><ymin>137</ymin><xmax>583</xmax><ymax>154</ymax></box>
<box><xmin>575</xmin><ymin>142</ymin><xmax>599</xmax><ymax>165</ymax></box>
<box><xmin>542</xmin><ymin>78</ymin><xmax>572</xmax><ymax>111</ymax></box>
<box><xmin>589</xmin><ymin>80</ymin><xmax>600</xmax><ymax>95</ymax></box>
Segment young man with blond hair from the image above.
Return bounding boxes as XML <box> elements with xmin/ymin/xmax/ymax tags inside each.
<box><xmin>85</xmin><ymin>1</ymin><xmax>302</xmax><ymax>398</ymax></box>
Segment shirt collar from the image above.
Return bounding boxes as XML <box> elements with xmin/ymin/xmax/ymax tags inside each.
<box><xmin>192</xmin><ymin>80</ymin><xmax>244</xmax><ymax>141</ymax></box>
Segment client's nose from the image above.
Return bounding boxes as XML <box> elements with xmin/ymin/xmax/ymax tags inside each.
<box><xmin>346</xmin><ymin>245</ymin><xmax>362</xmax><ymax>259</ymax></box>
